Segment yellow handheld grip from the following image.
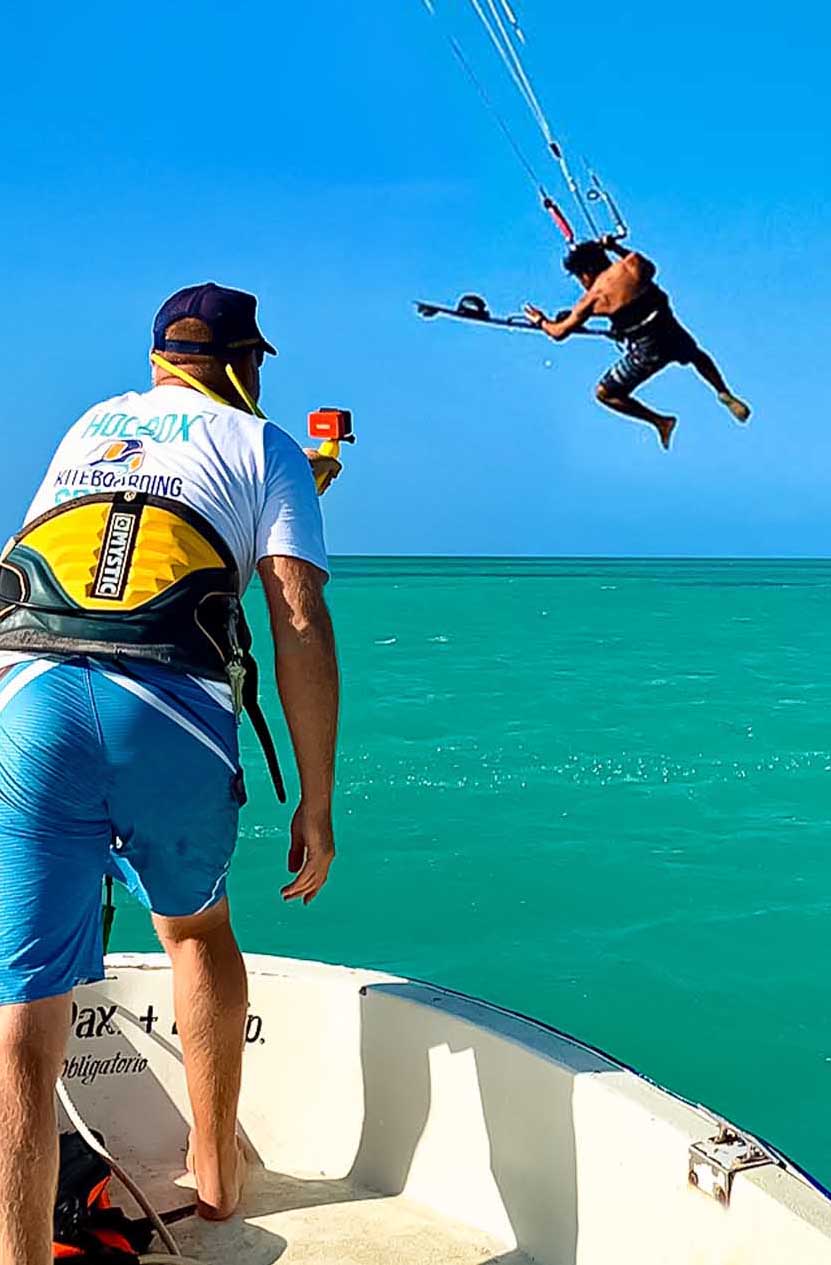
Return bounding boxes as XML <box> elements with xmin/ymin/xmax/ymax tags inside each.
<box><xmin>313</xmin><ymin>440</ymin><xmax>342</xmax><ymax>495</ymax></box>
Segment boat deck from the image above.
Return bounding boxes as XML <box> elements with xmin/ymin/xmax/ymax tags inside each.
<box><xmin>136</xmin><ymin>1161</ymin><xmax>526</xmax><ymax>1265</ymax></box>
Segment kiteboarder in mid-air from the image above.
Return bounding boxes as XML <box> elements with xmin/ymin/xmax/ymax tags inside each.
<box><xmin>525</xmin><ymin>237</ymin><xmax>751</xmax><ymax>451</ymax></box>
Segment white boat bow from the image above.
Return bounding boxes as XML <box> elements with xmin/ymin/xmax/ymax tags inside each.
<box><xmin>62</xmin><ymin>953</ymin><xmax>831</xmax><ymax>1264</ymax></box>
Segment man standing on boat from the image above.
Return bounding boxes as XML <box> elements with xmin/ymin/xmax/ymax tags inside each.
<box><xmin>524</xmin><ymin>237</ymin><xmax>751</xmax><ymax>450</ymax></box>
<box><xmin>0</xmin><ymin>283</ymin><xmax>340</xmax><ymax>1263</ymax></box>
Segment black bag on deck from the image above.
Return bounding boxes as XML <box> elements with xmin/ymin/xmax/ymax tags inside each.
<box><xmin>53</xmin><ymin>1131</ymin><xmax>153</xmax><ymax>1262</ymax></box>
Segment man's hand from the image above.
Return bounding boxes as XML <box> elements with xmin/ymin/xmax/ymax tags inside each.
<box><xmin>282</xmin><ymin>802</ymin><xmax>335</xmax><ymax>905</ymax></box>
<box><xmin>304</xmin><ymin>449</ymin><xmax>342</xmax><ymax>496</ymax></box>
<box><xmin>600</xmin><ymin>234</ymin><xmax>632</xmax><ymax>261</ymax></box>
<box><xmin>525</xmin><ymin>304</ymin><xmax>570</xmax><ymax>341</ymax></box>
<box><xmin>529</xmin><ymin>288</ymin><xmax>597</xmax><ymax>340</ymax></box>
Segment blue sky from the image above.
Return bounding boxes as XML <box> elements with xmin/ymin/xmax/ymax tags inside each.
<box><xmin>1</xmin><ymin>0</ymin><xmax>827</xmax><ymax>556</ymax></box>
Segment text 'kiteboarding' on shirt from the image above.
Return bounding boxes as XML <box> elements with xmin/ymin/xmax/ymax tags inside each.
<box><xmin>53</xmin><ymin>437</ymin><xmax>186</xmax><ymax>504</ymax></box>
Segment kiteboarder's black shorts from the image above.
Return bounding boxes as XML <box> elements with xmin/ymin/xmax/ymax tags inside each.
<box><xmin>599</xmin><ymin>316</ymin><xmax>699</xmax><ymax>397</ymax></box>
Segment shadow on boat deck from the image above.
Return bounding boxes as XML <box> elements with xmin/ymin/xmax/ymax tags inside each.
<box><xmin>344</xmin><ymin>980</ymin><xmax>615</xmax><ymax>1264</ymax></box>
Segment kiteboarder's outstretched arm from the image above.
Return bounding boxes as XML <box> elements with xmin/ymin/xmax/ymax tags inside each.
<box><xmin>524</xmin><ymin>292</ymin><xmax>596</xmax><ymax>341</ymax></box>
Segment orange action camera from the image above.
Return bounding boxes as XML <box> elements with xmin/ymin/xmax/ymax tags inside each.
<box><xmin>308</xmin><ymin>408</ymin><xmax>354</xmax><ymax>442</ymax></box>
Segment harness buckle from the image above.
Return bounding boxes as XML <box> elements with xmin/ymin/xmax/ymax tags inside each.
<box><xmin>226</xmin><ymin>603</ymin><xmax>247</xmax><ymax>718</ymax></box>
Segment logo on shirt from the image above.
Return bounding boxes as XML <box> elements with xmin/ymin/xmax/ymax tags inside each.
<box><xmin>54</xmin><ymin>436</ymin><xmax>184</xmax><ymax>504</ymax></box>
<box><xmin>90</xmin><ymin>506</ymin><xmax>141</xmax><ymax>600</ymax></box>
<box><xmin>90</xmin><ymin>439</ymin><xmax>145</xmax><ymax>473</ymax></box>
<box><xmin>81</xmin><ymin>411</ymin><xmax>217</xmax><ymax>445</ymax></box>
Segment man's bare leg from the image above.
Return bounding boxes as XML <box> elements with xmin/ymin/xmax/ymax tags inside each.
<box><xmin>0</xmin><ymin>993</ymin><xmax>71</xmax><ymax>1265</ymax></box>
<box><xmin>154</xmin><ymin>898</ymin><xmax>247</xmax><ymax>1220</ymax></box>
<box><xmin>689</xmin><ymin>348</ymin><xmax>751</xmax><ymax>421</ymax></box>
<box><xmin>596</xmin><ymin>384</ymin><xmax>677</xmax><ymax>450</ymax></box>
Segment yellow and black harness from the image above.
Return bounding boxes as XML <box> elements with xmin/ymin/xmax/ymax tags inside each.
<box><xmin>0</xmin><ymin>490</ymin><xmax>285</xmax><ymax>801</ymax></box>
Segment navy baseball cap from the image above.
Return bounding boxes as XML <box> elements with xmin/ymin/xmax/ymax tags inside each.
<box><xmin>152</xmin><ymin>282</ymin><xmax>277</xmax><ymax>358</ymax></box>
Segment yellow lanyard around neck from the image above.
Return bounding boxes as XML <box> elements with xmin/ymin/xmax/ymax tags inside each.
<box><xmin>150</xmin><ymin>353</ymin><xmax>266</xmax><ymax>419</ymax></box>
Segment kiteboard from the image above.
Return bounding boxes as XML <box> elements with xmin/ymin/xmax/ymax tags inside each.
<box><xmin>415</xmin><ymin>293</ymin><xmax>614</xmax><ymax>337</ymax></box>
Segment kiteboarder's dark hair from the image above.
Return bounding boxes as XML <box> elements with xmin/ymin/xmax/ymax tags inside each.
<box><xmin>563</xmin><ymin>241</ymin><xmax>612</xmax><ymax>277</ymax></box>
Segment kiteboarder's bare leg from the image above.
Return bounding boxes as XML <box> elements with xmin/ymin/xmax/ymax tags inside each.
<box><xmin>689</xmin><ymin>347</ymin><xmax>751</xmax><ymax>422</ymax></box>
<box><xmin>0</xmin><ymin>993</ymin><xmax>71</xmax><ymax>1265</ymax></box>
<box><xmin>596</xmin><ymin>383</ymin><xmax>677</xmax><ymax>451</ymax></box>
<box><xmin>155</xmin><ymin>898</ymin><xmax>248</xmax><ymax>1220</ymax></box>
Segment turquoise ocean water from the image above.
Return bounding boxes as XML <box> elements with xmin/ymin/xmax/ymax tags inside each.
<box><xmin>113</xmin><ymin>557</ymin><xmax>831</xmax><ymax>1185</ymax></box>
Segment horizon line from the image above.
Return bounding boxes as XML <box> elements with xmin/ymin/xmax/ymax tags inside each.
<box><xmin>327</xmin><ymin>553</ymin><xmax>831</xmax><ymax>563</ymax></box>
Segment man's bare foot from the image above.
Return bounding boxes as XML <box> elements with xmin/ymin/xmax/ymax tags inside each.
<box><xmin>655</xmin><ymin>416</ymin><xmax>677</xmax><ymax>451</ymax></box>
<box><xmin>718</xmin><ymin>391</ymin><xmax>751</xmax><ymax>422</ymax></box>
<box><xmin>187</xmin><ymin>1131</ymin><xmax>247</xmax><ymax>1220</ymax></box>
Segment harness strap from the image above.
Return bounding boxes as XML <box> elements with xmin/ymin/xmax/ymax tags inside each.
<box><xmin>619</xmin><ymin>307</ymin><xmax>661</xmax><ymax>335</ymax></box>
<box><xmin>242</xmin><ymin>650</ymin><xmax>287</xmax><ymax>804</ymax></box>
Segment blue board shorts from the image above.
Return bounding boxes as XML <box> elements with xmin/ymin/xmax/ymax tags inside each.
<box><xmin>599</xmin><ymin>315</ymin><xmax>699</xmax><ymax>397</ymax></box>
<box><xmin>0</xmin><ymin>656</ymin><xmax>244</xmax><ymax>1005</ymax></box>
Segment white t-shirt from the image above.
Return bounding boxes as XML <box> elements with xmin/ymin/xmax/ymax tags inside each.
<box><xmin>0</xmin><ymin>384</ymin><xmax>328</xmax><ymax>674</ymax></box>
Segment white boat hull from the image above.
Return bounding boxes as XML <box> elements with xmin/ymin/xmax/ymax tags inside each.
<box><xmin>63</xmin><ymin>954</ymin><xmax>831</xmax><ymax>1264</ymax></box>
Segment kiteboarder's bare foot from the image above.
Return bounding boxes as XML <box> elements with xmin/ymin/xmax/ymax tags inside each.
<box><xmin>655</xmin><ymin>415</ymin><xmax>677</xmax><ymax>451</ymax></box>
<box><xmin>718</xmin><ymin>391</ymin><xmax>751</xmax><ymax>423</ymax></box>
<box><xmin>187</xmin><ymin>1130</ymin><xmax>247</xmax><ymax>1220</ymax></box>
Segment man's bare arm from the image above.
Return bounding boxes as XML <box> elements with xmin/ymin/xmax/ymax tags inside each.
<box><xmin>258</xmin><ymin>554</ymin><xmax>339</xmax><ymax>903</ymax></box>
<box><xmin>600</xmin><ymin>236</ymin><xmax>657</xmax><ymax>282</ymax></box>
<box><xmin>630</xmin><ymin>252</ymin><xmax>656</xmax><ymax>282</ymax></box>
<box><xmin>524</xmin><ymin>291</ymin><xmax>596</xmax><ymax>341</ymax></box>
